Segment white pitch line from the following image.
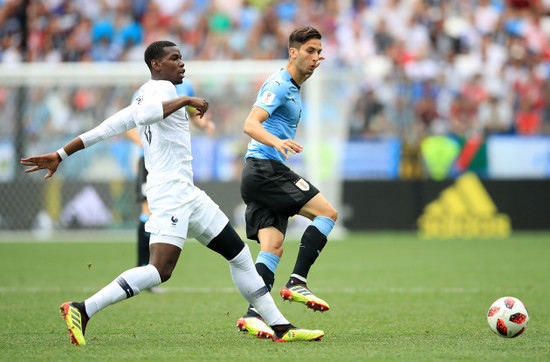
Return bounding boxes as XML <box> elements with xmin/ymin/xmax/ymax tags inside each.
<box><xmin>0</xmin><ymin>286</ymin><xmax>508</xmax><ymax>294</ymax></box>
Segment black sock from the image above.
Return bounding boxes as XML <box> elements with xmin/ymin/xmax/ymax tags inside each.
<box><xmin>206</xmin><ymin>222</ymin><xmax>245</xmax><ymax>261</ymax></box>
<box><xmin>247</xmin><ymin>263</ymin><xmax>275</xmax><ymax>315</ymax></box>
<box><xmin>137</xmin><ymin>221</ymin><xmax>150</xmax><ymax>267</ymax></box>
<box><xmin>290</xmin><ymin>225</ymin><xmax>327</xmax><ymax>282</ymax></box>
<box><xmin>256</xmin><ymin>263</ymin><xmax>275</xmax><ymax>292</ymax></box>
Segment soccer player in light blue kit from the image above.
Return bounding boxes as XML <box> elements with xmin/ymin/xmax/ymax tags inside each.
<box><xmin>237</xmin><ymin>27</ymin><xmax>338</xmax><ymax>339</ymax></box>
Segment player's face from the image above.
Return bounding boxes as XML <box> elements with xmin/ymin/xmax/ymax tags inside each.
<box><xmin>158</xmin><ymin>46</ymin><xmax>185</xmax><ymax>84</ymax></box>
<box><xmin>294</xmin><ymin>39</ymin><xmax>322</xmax><ymax>79</ymax></box>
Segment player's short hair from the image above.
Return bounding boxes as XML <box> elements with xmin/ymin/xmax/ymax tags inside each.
<box><xmin>288</xmin><ymin>26</ymin><xmax>322</xmax><ymax>50</ymax></box>
<box><xmin>144</xmin><ymin>40</ymin><xmax>177</xmax><ymax>71</ymax></box>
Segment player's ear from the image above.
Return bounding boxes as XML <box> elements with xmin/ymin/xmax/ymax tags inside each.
<box><xmin>289</xmin><ymin>47</ymin><xmax>298</xmax><ymax>59</ymax></box>
<box><xmin>151</xmin><ymin>59</ymin><xmax>161</xmax><ymax>71</ymax></box>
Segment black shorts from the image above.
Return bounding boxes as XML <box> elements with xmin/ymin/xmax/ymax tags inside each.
<box><xmin>240</xmin><ymin>157</ymin><xmax>319</xmax><ymax>241</ymax></box>
<box><xmin>135</xmin><ymin>156</ymin><xmax>148</xmax><ymax>202</ymax></box>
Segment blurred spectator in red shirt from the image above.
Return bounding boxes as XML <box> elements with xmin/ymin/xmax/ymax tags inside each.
<box><xmin>515</xmin><ymin>97</ymin><xmax>542</xmax><ymax>134</ymax></box>
<box><xmin>449</xmin><ymin>93</ymin><xmax>478</xmax><ymax>137</ymax></box>
<box><xmin>461</xmin><ymin>73</ymin><xmax>489</xmax><ymax>111</ymax></box>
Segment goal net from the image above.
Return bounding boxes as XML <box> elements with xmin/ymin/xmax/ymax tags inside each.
<box><xmin>0</xmin><ymin>60</ymin><xmax>355</xmax><ymax>240</ymax></box>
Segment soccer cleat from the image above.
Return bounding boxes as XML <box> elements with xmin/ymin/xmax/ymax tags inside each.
<box><xmin>272</xmin><ymin>327</ymin><xmax>324</xmax><ymax>342</ymax></box>
<box><xmin>59</xmin><ymin>302</ymin><xmax>88</xmax><ymax>346</ymax></box>
<box><xmin>280</xmin><ymin>284</ymin><xmax>330</xmax><ymax>312</ymax></box>
<box><xmin>237</xmin><ymin>315</ymin><xmax>274</xmax><ymax>339</ymax></box>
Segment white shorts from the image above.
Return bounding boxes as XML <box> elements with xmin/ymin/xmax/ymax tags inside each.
<box><xmin>145</xmin><ymin>181</ymin><xmax>228</xmax><ymax>249</ymax></box>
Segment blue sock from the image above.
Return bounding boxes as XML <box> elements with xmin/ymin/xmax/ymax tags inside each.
<box><xmin>256</xmin><ymin>251</ymin><xmax>280</xmax><ymax>274</ymax></box>
<box><xmin>311</xmin><ymin>216</ymin><xmax>335</xmax><ymax>237</ymax></box>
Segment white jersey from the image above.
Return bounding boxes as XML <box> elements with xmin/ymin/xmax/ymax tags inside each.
<box><xmin>133</xmin><ymin>79</ymin><xmax>194</xmax><ymax>189</ymax></box>
<box><xmin>79</xmin><ymin>78</ymin><xmax>227</xmax><ymax>242</ymax></box>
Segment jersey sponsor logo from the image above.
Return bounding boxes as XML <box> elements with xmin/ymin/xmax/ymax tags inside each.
<box><xmin>135</xmin><ymin>95</ymin><xmax>143</xmax><ymax>105</ymax></box>
<box><xmin>171</xmin><ymin>215</ymin><xmax>178</xmax><ymax>226</ymax></box>
<box><xmin>294</xmin><ymin>178</ymin><xmax>310</xmax><ymax>192</ymax></box>
<box><xmin>260</xmin><ymin>91</ymin><xmax>276</xmax><ymax>105</ymax></box>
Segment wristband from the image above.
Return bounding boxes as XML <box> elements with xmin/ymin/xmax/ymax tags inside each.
<box><xmin>57</xmin><ymin>147</ymin><xmax>68</xmax><ymax>160</ymax></box>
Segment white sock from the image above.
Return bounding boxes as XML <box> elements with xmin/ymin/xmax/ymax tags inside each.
<box><xmin>84</xmin><ymin>264</ymin><xmax>161</xmax><ymax>318</ymax></box>
<box><xmin>228</xmin><ymin>244</ymin><xmax>289</xmax><ymax>326</ymax></box>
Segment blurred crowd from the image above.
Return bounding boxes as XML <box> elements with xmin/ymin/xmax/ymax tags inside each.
<box><xmin>2</xmin><ymin>0</ymin><xmax>550</xmax><ymax>145</ymax></box>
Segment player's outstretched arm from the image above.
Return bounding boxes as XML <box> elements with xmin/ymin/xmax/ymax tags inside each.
<box><xmin>21</xmin><ymin>97</ymin><xmax>207</xmax><ymax>179</ymax></box>
<box><xmin>135</xmin><ymin>96</ymin><xmax>208</xmax><ymax>125</ymax></box>
<box><xmin>243</xmin><ymin>107</ymin><xmax>303</xmax><ymax>159</ymax></box>
<box><xmin>21</xmin><ymin>104</ymin><xmax>140</xmax><ymax>179</ymax></box>
<box><xmin>20</xmin><ymin>137</ymin><xmax>85</xmax><ymax>179</ymax></box>
<box><xmin>20</xmin><ymin>152</ymin><xmax>60</xmax><ymax>179</ymax></box>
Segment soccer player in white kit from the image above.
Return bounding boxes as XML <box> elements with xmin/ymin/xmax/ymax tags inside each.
<box><xmin>21</xmin><ymin>41</ymin><xmax>324</xmax><ymax>345</ymax></box>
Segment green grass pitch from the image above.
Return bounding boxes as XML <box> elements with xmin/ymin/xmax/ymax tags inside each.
<box><xmin>1</xmin><ymin>232</ymin><xmax>549</xmax><ymax>360</ymax></box>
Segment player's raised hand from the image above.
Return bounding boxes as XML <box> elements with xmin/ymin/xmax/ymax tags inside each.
<box><xmin>20</xmin><ymin>152</ymin><xmax>60</xmax><ymax>179</ymax></box>
<box><xmin>186</xmin><ymin>97</ymin><xmax>209</xmax><ymax>118</ymax></box>
<box><xmin>275</xmin><ymin>139</ymin><xmax>303</xmax><ymax>159</ymax></box>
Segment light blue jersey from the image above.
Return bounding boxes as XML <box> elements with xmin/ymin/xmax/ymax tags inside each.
<box><xmin>245</xmin><ymin>68</ymin><xmax>302</xmax><ymax>164</ymax></box>
<box><xmin>175</xmin><ymin>78</ymin><xmax>194</xmax><ymax>97</ymax></box>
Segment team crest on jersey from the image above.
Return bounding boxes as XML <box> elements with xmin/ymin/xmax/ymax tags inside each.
<box><xmin>260</xmin><ymin>91</ymin><xmax>276</xmax><ymax>105</ymax></box>
<box><xmin>294</xmin><ymin>178</ymin><xmax>310</xmax><ymax>191</ymax></box>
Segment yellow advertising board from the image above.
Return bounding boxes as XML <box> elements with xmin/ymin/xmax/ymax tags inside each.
<box><xmin>417</xmin><ymin>172</ymin><xmax>511</xmax><ymax>238</ymax></box>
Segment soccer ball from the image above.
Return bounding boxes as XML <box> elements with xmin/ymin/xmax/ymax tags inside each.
<box><xmin>487</xmin><ymin>296</ymin><xmax>529</xmax><ymax>338</ymax></box>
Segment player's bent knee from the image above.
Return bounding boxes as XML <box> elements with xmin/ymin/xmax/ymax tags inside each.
<box><xmin>207</xmin><ymin>222</ymin><xmax>245</xmax><ymax>261</ymax></box>
<box><xmin>330</xmin><ymin>208</ymin><xmax>338</xmax><ymax>222</ymax></box>
<box><xmin>149</xmin><ymin>243</ymin><xmax>181</xmax><ymax>282</ymax></box>
<box><xmin>259</xmin><ymin>233</ymin><xmax>284</xmax><ymax>257</ymax></box>
<box><xmin>319</xmin><ymin>206</ymin><xmax>338</xmax><ymax>222</ymax></box>
<box><xmin>263</xmin><ymin>244</ymin><xmax>283</xmax><ymax>258</ymax></box>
